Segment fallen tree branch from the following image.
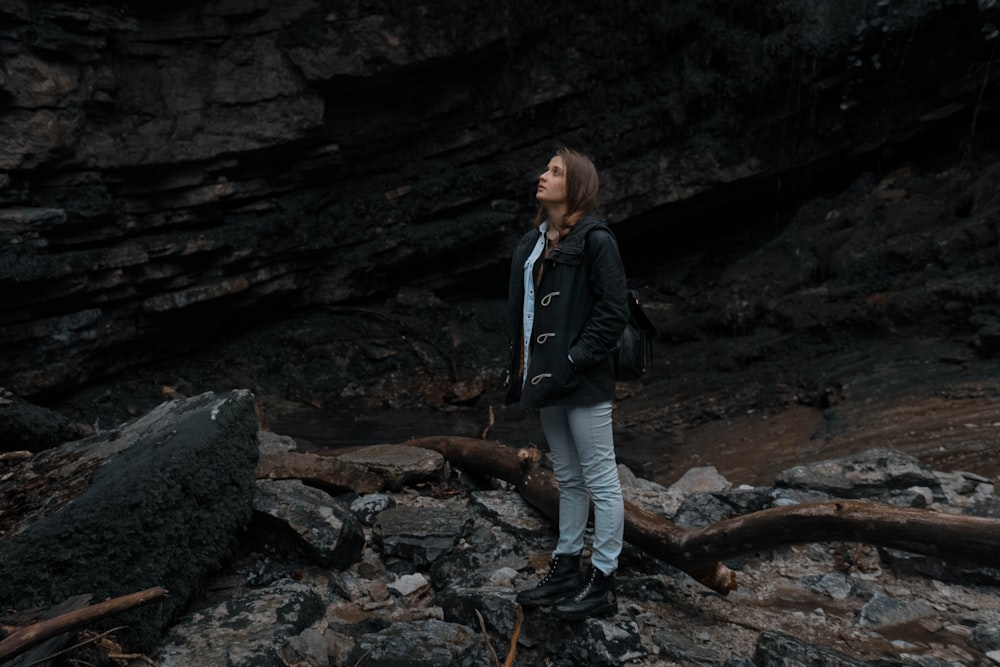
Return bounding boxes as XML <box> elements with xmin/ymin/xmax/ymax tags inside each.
<box><xmin>626</xmin><ymin>494</ymin><xmax>1000</xmax><ymax>568</ymax></box>
<box><xmin>406</xmin><ymin>436</ymin><xmax>1000</xmax><ymax>594</ymax></box>
<box><xmin>0</xmin><ymin>586</ymin><xmax>168</xmax><ymax>663</ymax></box>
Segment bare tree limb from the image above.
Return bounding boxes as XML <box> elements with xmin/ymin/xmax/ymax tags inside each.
<box><xmin>406</xmin><ymin>436</ymin><xmax>1000</xmax><ymax>594</ymax></box>
<box><xmin>0</xmin><ymin>586</ymin><xmax>168</xmax><ymax>663</ymax></box>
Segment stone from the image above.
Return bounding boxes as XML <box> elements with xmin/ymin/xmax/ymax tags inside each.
<box><xmin>156</xmin><ymin>579</ymin><xmax>326</xmax><ymax>667</ymax></box>
<box><xmin>337</xmin><ymin>444</ymin><xmax>445</xmax><ymax>491</ymax></box>
<box><xmin>858</xmin><ymin>593</ymin><xmax>937</xmax><ymax>630</ymax></box>
<box><xmin>0</xmin><ymin>385</ymin><xmax>89</xmax><ymax>452</ymax></box>
<box><xmin>375</xmin><ymin>504</ymin><xmax>473</xmax><ymax>565</ymax></box>
<box><xmin>387</xmin><ymin>572</ymin><xmax>430</xmax><ymax>597</ymax></box>
<box><xmin>280</xmin><ymin>626</ymin><xmax>328</xmax><ymax>667</ymax></box>
<box><xmin>345</xmin><ymin>619</ymin><xmax>489</xmax><ymax>667</ymax></box>
<box><xmin>775</xmin><ymin>448</ymin><xmax>942</xmax><ymax>500</ymax></box>
<box><xmin>753</xmin><ymin>631</ymin><xmax>866</xmax><ymax>667</ymax></box>
<box><xmin>252</xmin><ymin>479</ymin><xmax>365</xmax><ymax>569</ymax></box>
<box><xmin>470</xmin><ymin>488</ymin><xmax>552</xmax><ymax>536</ymax></box>
<box><xmin>351</xmin><ymin>492</ymin><xmax>396</xmax><ymax>525</ymax></box>
<box><xmin>0</xmin><ymin>390</ymin><xmax>260</xmax><ymax>651</ymax></box>
<box><xmin>668</xmin><ymin>465</ymin><xmax>733</xmax><ymax>495</ymax></box>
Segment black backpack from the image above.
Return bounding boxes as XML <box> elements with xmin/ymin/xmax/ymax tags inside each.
<box><xmin>613</xmin><ymin>289</ymin><xmax>657</xmax><ymax>381</ymax></box>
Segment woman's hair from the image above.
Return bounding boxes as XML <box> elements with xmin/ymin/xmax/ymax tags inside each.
<box><xmin>533</xmin><ymin>146</ymin><xmax>600</xmax><ymax>234</ymax></box>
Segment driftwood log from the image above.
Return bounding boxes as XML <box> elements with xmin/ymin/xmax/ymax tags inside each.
<box><xmin>0</xmin><ymin>586</ymin><xmax>167</xmax><ymax>664</ymax></box>
<box><xmin>403</xmin><ymin>436</ymin><xmax>1000</xmax><ymax>594</ymax></box>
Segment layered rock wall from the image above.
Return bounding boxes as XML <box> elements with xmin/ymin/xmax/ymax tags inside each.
<box><xmin>1</xmin><ymin>0</ymin><xmax>998</xmax><ymax>397</ymax></box>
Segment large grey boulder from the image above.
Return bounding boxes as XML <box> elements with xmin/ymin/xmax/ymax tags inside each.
<box><xmin>0</xmin><ymin>390</ymin><xmax>260</xmax><ymax>652</ymax></box>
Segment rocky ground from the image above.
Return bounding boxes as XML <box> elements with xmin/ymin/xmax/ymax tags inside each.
<box><xmin>183</xmin><ymin>440</ymin><xmax>1000</xmax><ymax>667</ymax></box>
<box><xmin>5</xmin><ymin>391</ymin><xmax>998</xmax><ymax>666</ymax></box>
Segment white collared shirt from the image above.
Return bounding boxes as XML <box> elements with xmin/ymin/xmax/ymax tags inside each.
<box><xmin>521</xmin><ymin>221</ymin><xmax>548</xmax><ymax>386</ymax></box>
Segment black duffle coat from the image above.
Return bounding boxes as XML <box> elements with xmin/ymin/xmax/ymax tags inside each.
<box><xmin>505</xmin><ymin>215</ymin><xmax>629</xmax><ymax>409</ymax></box>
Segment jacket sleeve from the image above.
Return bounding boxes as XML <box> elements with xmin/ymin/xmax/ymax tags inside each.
<box><xmin>568</xmin><ymin>229</ymin><xmax>629</xmax><ymax>369</ymax></box>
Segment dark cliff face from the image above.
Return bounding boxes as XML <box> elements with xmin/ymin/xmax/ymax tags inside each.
<box><xmin>1</xmin><ymin>0</ymin><xmax>999</xmax><ymax>400</ymax></box>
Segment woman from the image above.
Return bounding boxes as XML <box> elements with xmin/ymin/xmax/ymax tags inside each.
<box><xmin>505</xmin><ymin>146</ymin><xmax>629</xmax><ymax>620</ymax></box>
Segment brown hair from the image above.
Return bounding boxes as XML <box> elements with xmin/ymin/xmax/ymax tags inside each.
<box><xmin>533</xmin><ymin>146</ymin><xmax>600</xmax><ymax>237</ymax></box>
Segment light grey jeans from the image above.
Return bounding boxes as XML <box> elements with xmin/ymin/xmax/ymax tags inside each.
<box><xmin>539</xmin><ymin>400</ymin><xmax>624</xmax><ymax>575</ymax></box>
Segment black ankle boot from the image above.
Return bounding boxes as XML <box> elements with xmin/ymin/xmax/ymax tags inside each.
<box><xmin>552</xmin><ymin>566</ymin><xmax>617</xmax><ymax>620</ymax></box>
<box><xmin>515</xmin><ymin>553</ymin><xmax>582</xmax><ymax>607</ymax></box>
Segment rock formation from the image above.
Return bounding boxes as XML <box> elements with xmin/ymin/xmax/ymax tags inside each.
<box><xmin>0</xmin><ymin>390</ymin><xmax>260</xmax><ymax>651</ymax></box>
<box><xmin>2</xmin><ymin>0</ymin><xmax>999</xmax><ymax>402</ymax></box>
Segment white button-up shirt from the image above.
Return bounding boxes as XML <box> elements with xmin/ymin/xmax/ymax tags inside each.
<box><xmin>520</xmin><ymin>221</ymin><xmax>548</xmax><ymax>387</ymax></box>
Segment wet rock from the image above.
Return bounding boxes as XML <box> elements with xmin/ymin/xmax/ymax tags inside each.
<box><xmin>257</xmin><ymin>430</ymin><xmax>298</xmax><ymax>454</ymax></box>
<box><xmin>753</xmin><ymin>631</ymin><xmax>868</xmax><ymax>666</ymax></box>
<box><xmin>375</xmin><ymin>502</ymin><xmax>474</xmax><ymax>565</ymax></box>
<box><xmin>350</xmin><ymin>492</ymin><xmax>395</xmax><ymax>525</ymax></box>
<box><xmin>345</xmin><ymin>618</ymin><xmax>489</xmax><ymax>667</ymax></box>
<box><xmin>252</xmin><ymin>479</ymin><xmax>364</xmax><ymax>569</ymax></box>
<box><xmin>968</xmin><ymin>496</ymin><xmax>1000</xmax><ymax>519</ymax></box>
<box><xmin>387</xmin><ymin>572</ymin><xmax>430</xmax><ymax>597</ymax></box>
<box><xmin>674</xmin><ymin>492</ymin><xmax>739</xmax><ymax>528</ymax></box>
<box><xmin>435</xmin><ymin>587</ymin><xmax>521</xmax><ymax>637</ymax></box>
<box><xmin>974</xmin><ymin>624</ymin><xmax>1000</xmax><ymax>651</ymax></box>
<box><xmin>470</xmin><ymin>487</ymin><xmax>553</xmax><ymax>537</ymax></box>
<box><xmin>5</xmin><ymin>384</ymin><xmax>1000</xmax><ymax>667</ymax></box>
<box><xmin>800</xmin><ymin>572</ymin><xmax>864</xmax><ymax>601</ymax></box>
<box><xmin>155</xmin><ymin>579</ymin><xmax>326</xmax><ymax>667</ymax></box>
<box><xmin>936</xmin><ymin>470</ymin><xmax>998</xmax><ymax>513</ymax></box>
<box><xmin>651</xmin><ymin>628</ymin><xmax>721</xmax><ymax>666</ymax></box>
<box><xmin>675</xmin><ymin>485</ymin><xmax>780</xmax><ymax>527</ymax></box>
<box><xmin>280</xmin><ymin>626</ymin><xmax>328</xmax><ymax>667</ymax></box>
<box><xmin>858</xmin><ymin>593</ymin><xmax>937</xmax><ymax>630</ymax></box>
<box><xmin>560</xmin><ymin>617</ymin><xmax>647</xmax><ymax>666</ymax></box>
<box><xmin>775</xmin><ymin>448</ymin><xmax>942</xmax><ymax>500</ymax></box>
<box><xmin>0</xmin><ymin>385</ymin><xmax>89</xmax><ymax>452</ymax></box>
<box><xmin>430</xmin><ymin>524</ymin><xmax>528</xmax><ymax>591</ymax></box>
<box><xmin>668</xmin><ymin>465</ymin><xmax>733</xmax><ymax>495</ymax></box>
<box><xmin>337</xmin><ymin>444</ymin><xmax>446</xmax><ymax>491</ymax></box>
<box><xmin>878</xmin><ymin>548</ymin><xmax>1000</xmax><ymax>588</ymax></box>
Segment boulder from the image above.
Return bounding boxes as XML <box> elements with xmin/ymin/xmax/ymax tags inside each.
<box><xmin>156</xmin><ymin>579</ymin><xmax>326</xmax><ymax>667</ymax></box>
<box><xmin>775</xmin><ymin>447</ymin><xmax>942</xmax><ymax>500</ymax></box>
<box><xmin>252</xmin><ymin>479</ymin><xmax>364</xmax><ymax>569</ymax></box>
<box><xmin>0</xmin><ymin>385</ymin><xmax>89</xmax><ymax>453</ymax></box>
<box><xmin>0</xmin><ymin>390</ymin><xmax>260</xmax><ymax>651</ymax></box>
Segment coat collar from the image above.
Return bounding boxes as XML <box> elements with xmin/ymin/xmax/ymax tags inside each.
<box><xmin>550</xmin><ymin>215</ymin><xmax>607</xmax><ymax>258</ymax></box>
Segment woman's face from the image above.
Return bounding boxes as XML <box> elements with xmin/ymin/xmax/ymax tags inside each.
<box><xmin>536</xmin><ymin>156</ymin><xmax>567</xmax><ymax>206</ymax></box>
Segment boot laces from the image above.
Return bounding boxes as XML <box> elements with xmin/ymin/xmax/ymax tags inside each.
<box><xmin>573</xmin><ymin>568</ymin><xmax>598</xmax><ymax>600</ymax></box>
<box><xmin>537</xmin><ymin>555</ymin><xmax>561</xmax><ymax>586</ymax></box>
